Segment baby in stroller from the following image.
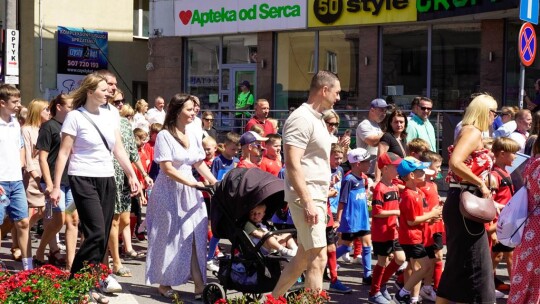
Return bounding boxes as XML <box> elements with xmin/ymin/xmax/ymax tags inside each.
<box><xmin>244</xmin><ymin>204</ymin><xmax>298</xmax><ymax>258</ymax></box>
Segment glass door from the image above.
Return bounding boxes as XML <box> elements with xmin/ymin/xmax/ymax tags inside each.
<box><xmin>218</xmin><ymin>65</ymin><xmax>256</xmax><ymax>132</ymax></box>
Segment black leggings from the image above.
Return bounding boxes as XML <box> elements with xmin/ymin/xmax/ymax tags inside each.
<box><xmin>69</xmin><ymin>176</ymin><xmax>116</xmax><ymax>277</ymax></box>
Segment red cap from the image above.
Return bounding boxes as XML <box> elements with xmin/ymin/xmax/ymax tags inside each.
<box><xmin>377</xmin><ymin>152</ymin><xmax>403</xmax><ymax>169</ymax></box>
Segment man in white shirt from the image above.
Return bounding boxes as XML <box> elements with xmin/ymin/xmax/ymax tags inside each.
<box><xmin>146</xmin><ymin>96</ymin><xmax>166</xmax><ymax>125</ymax></box>
<box><xmin>509</xmin><ymin>109</ymin><xmax>532</xmax><ymax>153</ymax></box>
<box><xmin>356</xmin><ymin>99</ymin><xmax>389</xmax><ymax>177</ymax></box>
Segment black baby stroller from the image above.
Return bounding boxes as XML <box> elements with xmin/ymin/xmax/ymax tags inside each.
<box><xmin>201</xmin><ymin>168</ymin><xmax>296</xmax><ymax>304</ymax></box>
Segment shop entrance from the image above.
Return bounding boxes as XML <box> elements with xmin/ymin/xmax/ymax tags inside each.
<box><xmin>218</xmin><ymin>65</ymin><xmax>256</xmax><ymax>130</ymax></box>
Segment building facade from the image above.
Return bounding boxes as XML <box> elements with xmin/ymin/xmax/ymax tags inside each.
<box><xmin>1</xmin><ymin>0</ymin><xmax>149</xmax><ymax>104</ymax></box>
<box><xmin>148</xmin><ymin>0</ymin><xmax>539</xmax><ymax>118</ymax></box>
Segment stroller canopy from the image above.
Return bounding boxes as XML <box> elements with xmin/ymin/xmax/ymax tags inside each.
<box><xmin>210</xmin><ymin>168</ymin><xmax>285</xmax><ymax>239</ymax></box>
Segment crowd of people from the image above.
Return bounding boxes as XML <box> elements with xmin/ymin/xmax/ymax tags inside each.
<box><xmin>1</xmin><ymin>69</ymin><xmax>540</xmax><ymax>304</ymax></box>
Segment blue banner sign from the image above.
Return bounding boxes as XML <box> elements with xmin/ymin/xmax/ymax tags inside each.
<box><xmin>57</xmin><ymin>26</ymin><xmax>108</xmax><ymax>75</ymax></box>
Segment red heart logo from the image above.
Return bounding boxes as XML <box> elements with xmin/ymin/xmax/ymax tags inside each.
<box><xmin>179</xmin><ymin>10</ymin><xmax>193</xmax><ymax>25</ymax></box>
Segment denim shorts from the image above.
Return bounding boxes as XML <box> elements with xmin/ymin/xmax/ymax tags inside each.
<box><xmin>0</xmin><ymin>180</ymin><xmax>29</xmax><ymax>224</ymax></box>
<box><xmin>42</xmin><ymin>184</ymin><xmax>74</xmax><ymax>213</ymax></box>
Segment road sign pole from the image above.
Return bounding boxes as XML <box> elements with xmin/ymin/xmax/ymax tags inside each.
<box><xmin>520</xmin><ymin>63</ymin><xmax>526</xmax><ymax>109</ymax></box>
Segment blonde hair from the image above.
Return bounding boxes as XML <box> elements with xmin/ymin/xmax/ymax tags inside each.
<box><xmin>407</xmin><ymin>138</ymin><xmax>430</xmax><ymax>155</ymax></box>
<box><xmin>462</xmin><ymin>93</ymin><xmax>498</xmax><ymax>132</ymax></box>
<box><xmin>492</xmin><ymin>137</ymin><xmax>520</xmax><ymax>154</ymax></box>
<box><xmin>250</xmin><ymin>125</ymin><xmax>265</xmax><ymax>137</ymax></box>
<box><xmin>26</xmin><ymin>99</ymin><xmax>49</xmax><ymax>128</ymax></box>
<box><xmin>202</xmin><ymin>136</ymin><xmax>217</xmax><ymax>146</ymax></box>
<box><xmin>70</xmin><ymin>74</ymin><xmax>107</xmax><ymax>109</ymax></box>
<box><xmin>120</xmin><ymin>104</ymin><xmax>135</xmax><ymax>118</ymax></box>
<box><xmin>135</xmin><ymin>99</ymin><xmax>148</xmax><ymax>113</ymax></box>
<box><xmin>322</xmin><ymin>109</ymin><xmax>340</xmax><ymax>124</ymax></box>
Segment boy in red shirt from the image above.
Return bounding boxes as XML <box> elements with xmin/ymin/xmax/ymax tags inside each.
<box><xmin>260</xmin><ymin>134</ymin><xmax>282</xmax><ymax>176</ymax></box>
<box><xmin>237</xmin><ymin>131</ymin><xmax>267</xmax><ymax>168</ymax></box>
<box><xmin>394</xmin><ymin>157</ymin><xmax>442</xmax><ymax>304</ymax></box>
<box><xmin>418</xmin><ymin>151</ymin><xmax>444</xmax><ymax>301</ymax></box>
<box><xmin>369</xmin><ymin>152</ymin><xmax>405</xmax><ymax>304</ymax></box>
<box><xmin>144</xmin><ymin>123</ymin><xmax>162</xmax><ymax>180</ymax></box>
<box><xmin>490</xmin><ymin>137</ymin><xmax>519</xmax><ymax>294</ymax></box>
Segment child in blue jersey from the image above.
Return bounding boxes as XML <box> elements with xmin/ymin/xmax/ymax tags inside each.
<box><xmin>335</xmin><ymin>148</ymin><xmax>375</xmax><ymax>285</ymax></box>
<box><xmin>207</xmin><ymin>132</ymin><xmax>240</xmax><ymax>272</ymax></box>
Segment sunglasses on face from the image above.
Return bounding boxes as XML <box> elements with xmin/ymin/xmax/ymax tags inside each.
<box><xmin>419</xmin><ymin>106</ymin><xmax>432</xmax><ymax>111</ymax></box>
<box><xmin>326</xmin><ymin>122</ymin><xmax>339</xmax><ymax>127</ymax></box>
<box><xmin>490</xmin><ymin>109</ymin><xmax>498</xmax><ymax>118</ymax></box>
<box><xmin>204</xmin><ymin>118</ymin><xmax>214</xmax><ymax>122</ymax></box>
<box><xmin>113</xmin><ymin>99</ymin><xmax>125</xmax><ymax>104</ymax></box>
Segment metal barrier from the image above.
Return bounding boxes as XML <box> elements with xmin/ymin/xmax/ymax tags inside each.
<box><xmin>206</xmin><ymin>109</ymin><xmax>464</xmax><ymax>158</ymax></box>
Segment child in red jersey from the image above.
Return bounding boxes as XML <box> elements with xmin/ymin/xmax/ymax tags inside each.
<box><xmin>369</xmin><ymin>152</ymin><xmax>405</xmax><ymax>304</ymax></box>
<box><xmin>145</xmin><ymin>123</ymin><xmax>163</xmax><ymax>180</ymax></box>
<box><xmin>418</xmin><ymin>151</ymin><xmax>444</xmax><ymax>301</ymax></box>
<box><xmin>394</xmin><ymin>157</ymin><xmax>442</xmax><ymax>304</ymax></box>
<box><xmin>490</xmin><ymin>137</ymin><xmax>519</xmax><ymax>294</ymax></box>
<box><xmin>260</xmin><ymin>134</ymin><xmax>282</xmax><ymax>176</ymax></box>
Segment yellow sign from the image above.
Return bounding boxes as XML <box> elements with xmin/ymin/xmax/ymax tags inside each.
<box><xmin>308</xmin><ymin>0</ymin><xmax>417</xmax><ymax>27</ymax></box>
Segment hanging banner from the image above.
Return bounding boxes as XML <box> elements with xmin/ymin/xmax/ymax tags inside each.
<box><xmin>4</xmin><ymin>29</ymin><xmax>19</xmax><ymax>84</ymax></box>
<box><xmin>57</xmin><ymin>26</ymin><xmax>108</xmax><ymax>75</ymax></box>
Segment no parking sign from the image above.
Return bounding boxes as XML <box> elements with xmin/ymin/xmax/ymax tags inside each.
<box><xmin>519</xmin><ymin>22</ymin><xmax>537</xmax><ymax>67</ymax></box>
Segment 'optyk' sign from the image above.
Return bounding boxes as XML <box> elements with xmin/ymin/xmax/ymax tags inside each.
<box><xmin>4</xmin><ymin>29</ymin><xmax>19</xmax><ymax>85</ymax></box>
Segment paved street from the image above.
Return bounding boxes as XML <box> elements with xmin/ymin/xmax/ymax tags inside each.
<box><xmin>1</xmin><ymin>211</ymin><xmax>510</xmax><ymax>304</ymax></box>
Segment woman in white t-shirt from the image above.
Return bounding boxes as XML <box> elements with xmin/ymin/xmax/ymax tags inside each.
<box><xmin>50</xmin><ymin>73</ymin><xmax>140</xmax><ymax>303</ymax></box>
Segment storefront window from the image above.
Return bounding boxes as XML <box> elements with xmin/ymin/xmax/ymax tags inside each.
<box><xmin>275</xmin><ymin>31</ymin><xmax>316</xmax><ymax>111</ymax></box>
<box><xmin>432</xmin><ymin>23</ymin><xmax>481</xmax><ymax>110</ymax></box>
<box><xmin>186</xmin><ymin>37</ymin><xmax>220</xmax><ymax>108</ymax></box>
<box><xmin>223</xmin><ymin>35</ymin><xmax>258</xmax><ymax>64</ymax></box>
<box><xmin>382</xmin><ymin>26</ymin><xmax>428</xmax><ymax>109</ymax></box>
<box><xmin>318</xmin><ymin>30</ymin><xmax>359</xmax><ymax>108</ymax></box>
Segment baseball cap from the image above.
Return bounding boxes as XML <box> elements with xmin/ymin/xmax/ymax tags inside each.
<box><xmin>377</xmin><ymin>152</ymin><xmax>403</xmax><ymax>169</ymax></box>
<box><xmin>397</xmin><ymin>157</ymin><xmax>435</xmax><ymax>177</ymax></box>
<box><xmin>240</xmin><ymin>131</ymin><xmax>268</xmax><ymax>146</ymax></box>
<box><xmin>347</xmin><ymin>148</ymin><xmax>376</xmax><ymax>164</ymax></box>
<box><xmin>239</xmin><ymin>80</ymin><xmax>251</xmax><ymax>88</ymax></box>
<box><xmin>370</xmin><ymin>98</ymin><xmax>389</xmax><ymax>108</ymax></box>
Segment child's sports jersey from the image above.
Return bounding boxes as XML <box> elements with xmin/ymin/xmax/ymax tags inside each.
<box><xmin>420</xmin><ymin>180</ymin><xmax>444</xmax><ymax>246</ymax></box>
<box><xmin>371</xmin><ymin>181</ymin><xmax>400</xmax><ymax>242</ymax></box>
<box><xmin>260</xmin><ymin>156</ymin><xmax>282</xmax><ymax>176</ymax></box>
<box><xmin>329</xmin><ymin>166</ymin><xmax>344</xmax><ymax>214</ymax></box>
<box><xmin>399</xmin><ymin>188</ymin><xmax>428</xmax><ymax>245</ymax></box>
<box><xmin>210</xmin><ymin>154</ymin><xmax>239</xmax><ymax>180</ymax></box>
<box><xmin>338</xmin><ymin>172</ymin><xmax>370</xmax><ymax>233</ymax></box>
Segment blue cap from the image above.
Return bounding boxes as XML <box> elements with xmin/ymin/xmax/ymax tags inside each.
<box><xmin>397</xmin><ymin>157</ymin><xmax>434</xmax><ymax>177</ymax></box>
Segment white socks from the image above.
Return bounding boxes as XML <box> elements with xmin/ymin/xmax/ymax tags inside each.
<box><xmin>22</xmin><ymin>257</ymin><xmax>33</xmax><ymax>270</ymax></box>
<box><xmin>279</xmin><ymin>246</ymin><xmax>296</xmax><ymax>258</ymax></box>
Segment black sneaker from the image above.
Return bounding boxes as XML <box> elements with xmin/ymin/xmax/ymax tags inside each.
<box><xmin>393</xmin><ymin>292</ymin><xmax>412</xmax><ymax>304</ymax></box>
<box><xmin>363</xmin><ymin>275</ymin><xmax>372</xmax><ymax>285</ymax></box>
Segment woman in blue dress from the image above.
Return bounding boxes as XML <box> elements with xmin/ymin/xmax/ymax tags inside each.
<box><xmin>145</xmin><ymin>93</ymin><xmax>217</xmax><ymax>300</ymax></box>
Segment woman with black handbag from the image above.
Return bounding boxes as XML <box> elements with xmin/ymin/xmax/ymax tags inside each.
<box><xmin>436</xmin><ymin>94</ymin><xmax>498</xmax><ymax>304</ymax></box>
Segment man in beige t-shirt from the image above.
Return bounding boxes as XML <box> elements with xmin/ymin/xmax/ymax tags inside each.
<box><xmin>272</xmin><ymin>71</ymin><xmax>340</xmax><ymax>297</ymax></box>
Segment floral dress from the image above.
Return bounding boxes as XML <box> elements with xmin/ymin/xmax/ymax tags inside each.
<box><xmin>113</xmin><ymin>117</ymin><xmax>139</xmax><ymax>214</ymax></box>
<box><xmin>145</xmin><ymin>128</ymin><xmax>207</xmax><ymax>287</ymax></box>
<box><xmin>509</xmin><ymin>157</ymin><xmax>540</xmax><ymax>304</ymax></box>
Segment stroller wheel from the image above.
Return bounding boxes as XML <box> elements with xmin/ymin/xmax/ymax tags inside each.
<box><xmin>202</xmin><ymin>282</ymin><xmax>226</xmax><ymax>304</ymax></box>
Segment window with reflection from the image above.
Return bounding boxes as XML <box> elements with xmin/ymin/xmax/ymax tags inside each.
<box><xmin>432</xmin><ymin>23</ymin><xmax>481</xmax><ymax>110</ymax></box>
<box><xmin>275</xmin><ymin>32</ymin><xmax>316</xmax><ymax>111</ymax></box>
<box><xmin>186</xmin><ymin>37</ymin><xmax>220</xmax><ymax>108</ymax></box>
<box><xmin>318</xmin><ymin>30</ymin><xmax>359</xmax><ymax>109</ymax></box>
<box><xmin>382</xmin><ymin>26</ymin><xmax>428</xmax><ymax>109</ymax></box>
<box><xmin>223</xmin><ymin>35</ymin><xmax>258</xmax><ymax>64</ymax></box>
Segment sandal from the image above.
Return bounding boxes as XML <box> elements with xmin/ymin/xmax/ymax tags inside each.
<box><xmin>114</xmin><ymin>266</ymin><xmax>132</xmax><ymax>277</ymax></box>
<box><xmin>158</xmin><ymin>288</ymin><xmax>179</xmax><ymax>299</ymax></box>
<box><xmin>123</xmin><ymin>249</ymin><xmax>145</xmax><ymax>259</ymax></box>
<box><xmin>48</xmin><ymin>250</ymin><xmax>66</xmax><ymax>267</ymax></box>
<box><xmin>87</xmin><ymin>289</ymin><xmax>109</xmax><ymax>304</ymax></box>
<box><xmin>10</xmin><ymin>248</ymin><xmax>22</xmax><ymax>261</ymax></box>
<box><xmin>33</xmin><ymin>256</ymin><xmax>48</xmax><ymax>268</ymax></box>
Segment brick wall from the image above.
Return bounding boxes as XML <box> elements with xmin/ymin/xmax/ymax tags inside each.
<box><xmin>358</xmin><ymin>26</ymin><xmax>379</xmax><ymax>110</ymax></box>
<box><xmin>147</xmin><ymin>36</ymin><xmax>184</xmax><ymax>106</ymax></box>
<box><xmin>256</xmin><ymin>32</ymin><xmax>274</xmax><ymax>102</ymax></box>
<box><xmin>480</xmin><ymin>20</ymin><xmax>504</xmax><ymax>103</ymax></box>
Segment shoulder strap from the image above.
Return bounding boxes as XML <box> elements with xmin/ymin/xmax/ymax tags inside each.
<box><xmin>493</xmin><ymin>167</ymin><xmax>514</xmax><ymax>195</ymax></box>
<box><xmin>77</xmin><ymin>109</ymin><xmax>111</xmax><ymax>152</ymax></box>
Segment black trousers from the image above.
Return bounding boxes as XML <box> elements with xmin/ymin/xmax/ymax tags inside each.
<box><xmin>69</xmin><ymin>175</ymin><xmax>116</xmax><ymax>277</ymax></box>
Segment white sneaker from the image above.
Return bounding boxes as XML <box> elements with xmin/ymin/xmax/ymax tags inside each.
<box><xmin>398</xmin><ymin>261</ymin><xmax>408</xmax><ymax>272</ymax></box>
<box><xmin>419</xmin><ymin>285</ymin><xmax>437</xmax><ymax>302</ymax></box>
<box><xmin>100</xmin><ymin>275</ymin><xmax>122</xmax><ymax>293</ymax></box>
<box><xmin>341</xmin><ymin>252</ymin><xmax>352</xmax><ymax>263</ymax></box>
<box><xmin>353</xmin><ymin>256</ymin><xmax>363</xmax><ymax>264</ymax></box>
<box><xmin>495</xmin><ymin>289</ymin><xmax>506</xmax><ymax>299</ymax></box>
<box><xmin>206</xmin><ymin>260</ymin><xmax>219</xmax><ymax>272</ymax></box>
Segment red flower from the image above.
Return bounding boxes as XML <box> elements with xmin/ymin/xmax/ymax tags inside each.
<box><xmin>214</xmin><ymin>299</ymin><xmax>228</xmax><ymax>304</ymax></box>
<box><xmin>53</xmin><ymin>283</ymin><xmax>61</xmax><ymax>289</ymax></box>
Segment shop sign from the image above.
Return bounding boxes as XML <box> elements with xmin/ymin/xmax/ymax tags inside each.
<box><xmin>418</xmin><ymin>0</ymin><xmax>519</xmax><ymax>21</ymax></box>
<box><xmin>190</xmin><ymin>75</ymin><xmax>219</xmax><ymax>87</ymax></box>
<box><xmin>308</xmin><ymin>0</ymin><xmax>417</xmax><ymax>27</ymax></box>
<box><xmin>4</xmin><ymin>29</ymin><xmax>19</xmax><ymax>85</ymax></box>
<box><xmin>57</xmin><ymin>26</ymin><xmax>108</xmax><ymax>75</ymax></box>
<box><xmin>174</xmin><ymin>0</ymin><xmax>306</xmax><ymax>36</ymax></box>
